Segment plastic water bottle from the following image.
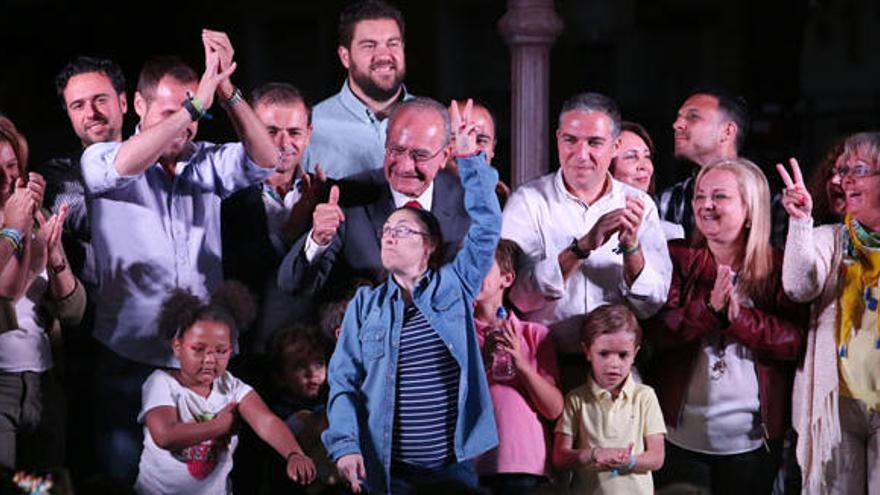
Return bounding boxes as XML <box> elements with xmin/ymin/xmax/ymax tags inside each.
<box><xmin>491</xmin><ymin>307</ymin><xmax>516</xmax><ymax>381</ymax></box>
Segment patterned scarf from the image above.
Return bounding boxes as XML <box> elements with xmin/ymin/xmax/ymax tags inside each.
<box><xmin>838</xmin><ymin>214</ymin><xmax>880</xmax><ymax>356</ymax></box>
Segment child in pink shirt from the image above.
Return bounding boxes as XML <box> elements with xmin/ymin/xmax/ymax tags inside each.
<box><xmin>475</xmin><ymin>240</ymin><xmax>564</xmax><ymax>494</ymax></box>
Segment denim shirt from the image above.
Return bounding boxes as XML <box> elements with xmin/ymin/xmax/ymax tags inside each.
<box><xmin>322</xmin><ymin>154</ymin><xmax>501</xmax><ymax>493</ymax></box>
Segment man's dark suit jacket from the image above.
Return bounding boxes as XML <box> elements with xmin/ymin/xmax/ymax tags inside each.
<box><xmin>277</xmin><ymin>168</ymin><xmax>469</xmax><ymax>298</ymax></box>
<box><xmin>221</xmin><ymin>184</ymin><xmax>280</xmax><ymax>300</ymax></box>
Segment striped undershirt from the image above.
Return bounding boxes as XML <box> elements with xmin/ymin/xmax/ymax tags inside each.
<box><xmin>391</xmin><ymin>303</ymin><xmax>460</xmax><ymax>468</ymax></box>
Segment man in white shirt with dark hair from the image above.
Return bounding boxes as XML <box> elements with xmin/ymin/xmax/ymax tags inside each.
<box><xmin>501</xmin><ymin>92</ymin><xmax>671</xmax><ymax>390</ymax></box>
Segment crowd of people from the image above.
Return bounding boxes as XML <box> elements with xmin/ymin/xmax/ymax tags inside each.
<box><xmin>0</xmin><ymin>1</ymin><xmax>877</xmax><ymax>494</ymax></box>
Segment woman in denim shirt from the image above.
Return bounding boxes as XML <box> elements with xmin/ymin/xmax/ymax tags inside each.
<box><xmin>322</xmin><ymin>100</ymin><xmax>501</xmax><ymax>494</ymax></box>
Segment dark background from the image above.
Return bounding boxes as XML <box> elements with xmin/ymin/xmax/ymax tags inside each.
<box><xmin>1</xmin><ymin>0</ymin><xmax>878</xmax><ymax>190</ymax></box>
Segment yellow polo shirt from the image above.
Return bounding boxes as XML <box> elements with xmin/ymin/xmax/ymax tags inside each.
<box><xmin>555</xmin><ymin>374</ymin><xmax>666</xmax><ymax>495</ymax></box>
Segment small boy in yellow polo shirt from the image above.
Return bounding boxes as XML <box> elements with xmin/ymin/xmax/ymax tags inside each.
<box><xmin>552</xmin><ymin>304</ymin><xmax>666</xmax><ymax>494</ymax></box>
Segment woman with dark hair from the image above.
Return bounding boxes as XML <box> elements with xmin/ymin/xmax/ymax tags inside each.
<box><xmin>0</xmin><ymin>116</ymin><xmax>85</xmax><ymax>469</ymax></box>
<box><xmin>610</xmin><ymin>121</ymin><xmax>656</xmax><ymax>195</ymax></box>
<box><xmin>780</xmin><ymin>132</ymin><xmax>880</xmax><ymax>493</ymax></box>
<box><xmin>322</xmin><ymin>100</ymin><xmax>502</xmax><ymax>494</ymax></box>
<box><xmin>806</xmin><ymin>138</ymin><xmax>846</xmax><ymax>226</ymax></box>
<box><xmin>610</xmin><ymin>121</ymin><xmax>684</xmax><ymax>240</ymax></box>
<box><xmin>648</xmin><ymin>158</ymin><xmax>805</xmax><ymax>494</ymax></box>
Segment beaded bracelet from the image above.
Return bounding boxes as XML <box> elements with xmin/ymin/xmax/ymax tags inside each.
<box><xmin>613</xmin><ymin>241</ymin><xmax>641</xmax><ymax>256</ymax></box>
<box><xmin>0</xmin><ymin>228</ymin><xmax>24</xmax><ymax>258</ymax></box>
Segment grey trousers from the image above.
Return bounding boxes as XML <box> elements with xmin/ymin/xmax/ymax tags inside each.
<box><xmin>825</xmin><ymin>395</ymin><xmax>880</xmax><ymax>494</ymax></box>
<box><xmin>0</xmin><ymin>370</ymin><xmax>66</xmax><ymax>469</ymax></box>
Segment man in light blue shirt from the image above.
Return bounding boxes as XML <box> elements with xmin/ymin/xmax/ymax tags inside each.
<box><xmin>301</xmin><ymin>0</ymin><xmax>412</xmax><ymax>179</ymax></box>
<box><xmin>81</xmin><ymin>30</ymin><xmax>278</xmax><ymax>484</ymax></box>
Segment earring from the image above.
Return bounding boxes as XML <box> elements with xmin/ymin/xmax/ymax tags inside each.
<box><xmin>745</xmin><ymin>220</ymin><xmax>751</xmax><ymax>229</ymax></box>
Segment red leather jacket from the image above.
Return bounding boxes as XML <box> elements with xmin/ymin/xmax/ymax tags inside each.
<box><xmin>645</xmin><ymin>240</ymin><xmax>807</xmax><ymax>442</ymax></box>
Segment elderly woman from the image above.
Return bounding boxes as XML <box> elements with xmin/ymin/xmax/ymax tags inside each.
<box><xmin>610</xmin><ymin>121</ymin><xmax>684</xmax><ymax>240</ymax></box>
<box><xmin>321</xmin><ymin>100</ymin><xmax>501</xmax><ymax>494</ymax></box>
<box><xmin>647</xmin><ymin>158</ymin><xmax>805</xmax><ymax>494</ymax></box>
<box><xmin>779</xmin><ymin>132</ymin><xmax>880</xmax><ymax>493</ymax></box>
<box><xmin>0</xmin><ymin>116</ymin><xmax>85</xmax><ymax>469</ymax></box>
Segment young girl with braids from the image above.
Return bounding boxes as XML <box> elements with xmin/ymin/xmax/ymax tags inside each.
<box><xmin>134</xmin><ymin>282</ymin><xmax>316</xmax><ymax>494</ymax></box>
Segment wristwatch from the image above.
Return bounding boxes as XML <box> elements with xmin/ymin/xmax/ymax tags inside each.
<box><xmin>568</xmin><ymin>238</ymin><xmax>591</xmax><ymax>259</ymax></box>
<box><xmin>221</xmin><ymin>87</ymin><xmax>244</xmax><ymax>108</ymax></box>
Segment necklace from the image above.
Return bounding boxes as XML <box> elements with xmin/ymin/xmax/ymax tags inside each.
<box><xmin>710</xmin><ymin>333</ymin><xmax>728</xmax><ymax>381</ymax></box>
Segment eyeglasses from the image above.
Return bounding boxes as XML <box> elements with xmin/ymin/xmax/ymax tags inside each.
<box><xmin>834</xmin><ymin>163</ymin><xmax>880</xmax><ymax>179</ymax></box>
<box><xmin>385</xmin><ymin>144</ymin><xmax>445</xmax><ymax>163</ymax></box>
<box><xmin>378</xmin><ymin>225</ymin><xmax>430</xmax><ymax>239</ymax></box>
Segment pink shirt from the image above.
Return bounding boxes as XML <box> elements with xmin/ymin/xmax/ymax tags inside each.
<box><xmin>474</xmin><ymin>312</ymin><xmax>559</xmax><ymax>476</ymax></box>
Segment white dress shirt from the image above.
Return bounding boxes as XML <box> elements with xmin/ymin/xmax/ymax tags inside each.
<box><xmin>501</xmin><ymin>170</ymin><xmax>672</xmax><ymax>352</ymax></box>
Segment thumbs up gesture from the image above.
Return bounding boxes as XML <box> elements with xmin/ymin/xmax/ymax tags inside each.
<box><xmin>310</xmin><ymin>185</ymin><xmax>345</xmax><ymax>246</ymax></box>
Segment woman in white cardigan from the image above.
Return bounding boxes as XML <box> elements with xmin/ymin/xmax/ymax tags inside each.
<box><xmin>779</xmin><ymin>133</ymin><xmax>880</xmax><ymax>494</ymax></box>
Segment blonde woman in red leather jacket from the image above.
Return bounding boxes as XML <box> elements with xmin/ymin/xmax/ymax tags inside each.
<box><xmin>646</xmin><ymin>158</ymin><xmax>806</xmax><ymax>495</ymax></box>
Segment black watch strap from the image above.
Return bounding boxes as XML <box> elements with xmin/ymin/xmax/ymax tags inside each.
<box><xmin>568</xmin><ymin>238</ymin><xmax>591</xmax><ymax>259</ymax></box>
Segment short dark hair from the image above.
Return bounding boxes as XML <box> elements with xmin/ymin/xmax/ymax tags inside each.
<box><xmin>397</xmin><ymin>205</ymin><xmax>445</xmax><ymax>270</ymax></box>
<box><xmin>268</xmin><ymin>324</ymin><xmax>331</xmax><ymax>372</ymax></box>
<box><xmin>250</xmin><ymin>82</ymin><xmax>312</xmax><ymax>125</ymax></box>
<box><xmin>688</xmin><ymin>87</ymin><xmax>750</xmax><ymax>152</ymax></box>
<box><xmin>338</xmin><ymin>0</ymin><xmax>405</xmax><ymax>48</ymax></box>
<box><xmin>807</xmin><ymin>137</ymin><xmax>846</xmax><ymax>226</ymax></box>
<box><xmin>137</xmin><ymin>56</ymin><xmax>198</xmax><ymax>101</ymax></box>
<box><xmin>158</xmin><ymin>281</ymin><xmax>257</xmax><ymax>342</ymax></box>
<box><xmin>610</xmin><ymin>121</ymin><xmax>657</xmax><ymax>194</ymax></box>
<box><xmin>55</xmin><ymin>56</ymin><xmax>126</xmax><ymax>109</ymax></box>
<box><xmin>494</xmin><ymin>239</ymin><xmax>520</xmax><ymax>277</ymax></box>
<box><xmin>318</xmin><ymin>278</ymin><xmax>372</xmax><ymax>340</ymax></box>
<box><xmin>387</xmin><ymin>97</ymin><xmax>451</xmax><ymax>146</ymax></box>
<box><xmin>558</xmin><ymin>92</ymin><xmax>622</xmax><ymax>137</ymax></box>
<box><xmin>580</xmin><ymin>304</ymin><xmax>642</xmax><ymax>347</ymax></box>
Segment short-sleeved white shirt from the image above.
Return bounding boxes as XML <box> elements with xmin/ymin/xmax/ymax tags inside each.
<box><xmin>135</xmin><ymin>370</ymin><xmax>253</xmax><ymax>495</ymax></box>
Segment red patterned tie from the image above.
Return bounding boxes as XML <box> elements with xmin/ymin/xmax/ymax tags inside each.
<box><xmin>404</xmin><ymin>200</ymin><xmax>423</xmax><ymax>209</ymax></box>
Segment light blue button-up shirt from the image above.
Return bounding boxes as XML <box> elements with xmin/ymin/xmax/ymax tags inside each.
<box><xmin>81</xmin><ymin>141</ymin><xmax>272</xmax><ymax>367</ymax></box>
<box><xmin>301</xmin><ymin>80</ymin><xmax>411</xmax><ymax>179</ymax></box>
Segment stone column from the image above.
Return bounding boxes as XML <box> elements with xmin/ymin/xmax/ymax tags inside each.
<box><xmin>498</xmin><ymin>0</ymin><xmax>563</xmax><ymax>187</ymax></box>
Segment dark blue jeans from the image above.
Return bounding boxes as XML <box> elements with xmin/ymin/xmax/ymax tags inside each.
<box><xmin>389</xmin><ymin>459</ymin><xmax>479</xmax><ymax>495</ymax></box>
<box><xmin>92</xmin><ymin>343</ymin><xmax>155</xmax><ymax>485</ymax></box>
<box><xmin>479</xmin><ymin>473</ymin><xmax>548</xmax><ymax>495</ymax></box>
<box><xmin>653</xmin><ymin>440</ymin><xmax>782</xmax><ymax>495</ymax></box>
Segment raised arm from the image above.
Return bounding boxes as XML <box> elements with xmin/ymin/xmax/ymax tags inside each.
<box><xmin>202</xmin><ymin>29</ymin><xmax>277</xmax><ymax>169</ymax></box>
<box><xmin>777</xmin><ymin>157</ymin><xmax>835</xmax><ymax>302</ymax></box>
<box><xmin>112</xmin><ymin>32</ymin><xmax>237</xmax><ymax>176</ymax></box>
<box><xmin>448</xmin><ymin>99</ymin><xmax>502</xmax><ymax>297</ymax></box>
